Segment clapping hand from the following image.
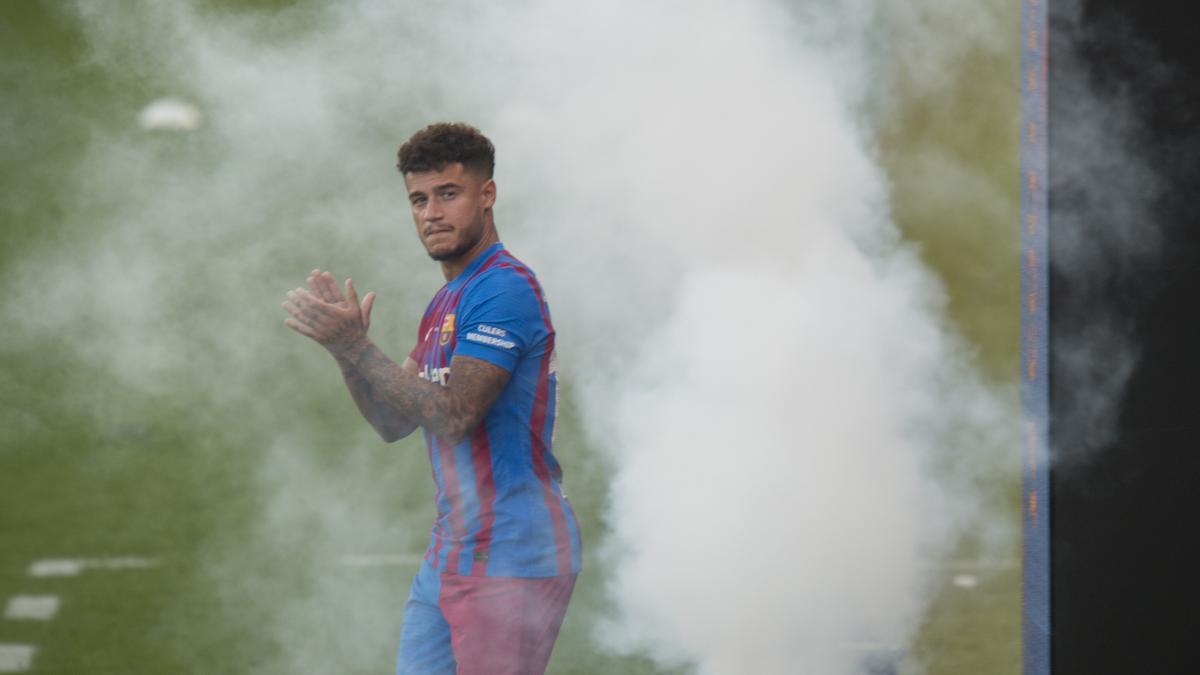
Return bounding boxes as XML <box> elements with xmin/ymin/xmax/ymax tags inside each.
<box><xmin>282</xmin><ymin>269</ymin><xmax>377</xmax><ymax>355</ymax></box>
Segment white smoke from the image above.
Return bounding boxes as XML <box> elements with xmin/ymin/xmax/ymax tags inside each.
<box><xmin>4</xmin><ymin>0</ymin><xmax>1021</xmax><ymax>672</ymax></box>
<box><xmin>477</xmin><ymin>2</ymin><xmax>1014</xmax><ymax>672</ymax></box>
<box><xmin>1046</xmin><ymin>0</ymin><xmax>1169</xmax><ymax>462</ymax></box>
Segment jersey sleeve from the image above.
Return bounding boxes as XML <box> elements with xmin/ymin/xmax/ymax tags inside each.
<box><xmin>453</xmin><ymin>268</ymin><xmax>549</xmax><ymax>372</ymax></box>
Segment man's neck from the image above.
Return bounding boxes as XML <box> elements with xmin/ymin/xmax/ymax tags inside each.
<box><xmin>440</xmin><ymin>227</ymin><xmax>500</xmax><ymax>281</ymax></box>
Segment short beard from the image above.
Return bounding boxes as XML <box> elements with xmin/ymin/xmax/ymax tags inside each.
<box><xmin>427</xmin><ymin>237</ymin><xmax>478</xmax><ymax>262</ymax></box>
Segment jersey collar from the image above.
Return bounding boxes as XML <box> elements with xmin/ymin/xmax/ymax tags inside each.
<box><xmin>447</xmin><ymin>241</ymin><xmax>504</xmax><ymax>289</ymax></box>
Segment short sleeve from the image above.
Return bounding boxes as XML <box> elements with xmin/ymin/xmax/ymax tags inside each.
<box><xmin>453</xmin><ymin>268</ymin><xmax>549</xmax><ymax>372</ymax></box>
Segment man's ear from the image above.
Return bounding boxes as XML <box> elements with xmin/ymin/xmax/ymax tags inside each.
<box><xmin>481</xmin><ymin>178</ymin><xmax>497</xmax><ymax>209</ymax></box>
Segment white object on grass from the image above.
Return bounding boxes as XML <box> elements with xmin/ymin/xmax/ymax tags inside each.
<box><xmin>27</xmin><ymin>559</ymin><xmax>83</xmax><ymax>577</ymax></box>
<box><xmin>0</xmin><ymin>645</ymin><xmax>35</xmax><ymax>672</ymax></box>
<box><xmin>28</xmin><ymin>557</ymin><xmax>161</xmax><ymax>577</ymax></box>
<box><xmin>88</xmin><ymin>556</ymin><xmax>161</xmax><ymax>571</ymax></box>
<box><xmin>3</xmin><ymin>596</ymin><xmax>60</xmax><ymax>621</ymax></box>
<box><xmin>952</xmin><ymin>573</ymin><xmax>979</xmax><ymax>589</ymax></box>
<box><xmin>137</xmin><ymin>97</ymin><xmax>202</xmax><ymax>131</ymax></box>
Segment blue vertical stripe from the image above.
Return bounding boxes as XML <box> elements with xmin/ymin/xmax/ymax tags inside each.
<box><xmin>1021</xmin><ymin>0</ymin><xmax>1051</xmax><ymax>672</ymax></box>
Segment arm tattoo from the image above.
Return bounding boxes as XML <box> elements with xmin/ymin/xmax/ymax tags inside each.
<box><xmin>347</xmin><ymin>339</ymin><xmax>510</xmax><ymax>444</ymax></box>
<box><xmin>335</xmin><ymin>353</ymin><xmax>416</xmax><ymax>441</ymax></box>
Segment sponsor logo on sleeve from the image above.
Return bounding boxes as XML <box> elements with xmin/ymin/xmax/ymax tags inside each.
<box><xmin>464</xmin><ymin>331</ymin><xmax>516</xmax><ymax>350</ymax></box>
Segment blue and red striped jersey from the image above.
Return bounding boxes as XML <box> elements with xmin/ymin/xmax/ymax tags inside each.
<box><xmin>407</xmin><ymin>242</ymin><xmax>582</xmax><ymax>578</ymax></box>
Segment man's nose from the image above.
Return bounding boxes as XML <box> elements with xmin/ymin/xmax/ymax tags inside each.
<box><xmin>423</xmin><ymin>202</ymin><xmax>444</xmax><ymax>222</ymax></box>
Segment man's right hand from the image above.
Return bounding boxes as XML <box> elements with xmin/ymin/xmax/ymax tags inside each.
<box><xmin>306</xmin><ymin>269</ymin><xmax>376</xmax><ymax>332</ymax></box>
<box><xmin>282</xmin><ymin>270</ymin><xmax>376</xmax><ymax>356</ymax></box>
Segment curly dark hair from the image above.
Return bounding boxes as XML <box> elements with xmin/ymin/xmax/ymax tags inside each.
<box><xmin>396</xmin><ymin>122</ymin><xmax>495</xmax><ymax>178</ymax></box>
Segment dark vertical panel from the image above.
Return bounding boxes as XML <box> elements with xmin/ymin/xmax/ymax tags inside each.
<box><xmin>1050</xmin><ymin>1</ymin><xmax>1200</xmax><ymax>673</ymax></box>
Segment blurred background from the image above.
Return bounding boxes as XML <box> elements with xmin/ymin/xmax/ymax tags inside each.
<box><xmin>0</xmin><ymin>1</ymin><xmax>1025</xmax><ymax>673</ymax></box>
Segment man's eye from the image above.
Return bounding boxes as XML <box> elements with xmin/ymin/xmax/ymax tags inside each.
<box><xmin>412</xmin><ymin>197</ymin><xmax>426</xmax><ymax>205</ymax></box>
<box><xmin>440</xmin><ymin>191</ymin><xmax>457</xmax><ymax>199</ymax></box>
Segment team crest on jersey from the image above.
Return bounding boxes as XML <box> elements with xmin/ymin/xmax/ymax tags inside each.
<box><xmin>439</xmin><ymin>314</ymin><xmax>455</xmax><ymax>345</ymax></box>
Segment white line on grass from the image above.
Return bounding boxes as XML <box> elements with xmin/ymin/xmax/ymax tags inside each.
<box><xmin>27</xmin><ymin>557</ymin><xmax>161</xmax><ymax>578</ymax></box>
<box><xmin>26</xmin><ymin>560</ymin><xmax>83</xmax><ymax>578</ymax></box>
<box><xmin>0</xmin><ymin>644</ymin><xmax>35</xmax><ymax>672</ymax></box>
<box><xmin>86</xmin><ymin>556</ymin><xmax>161</xmax><ymax>571</ymax></box>
<box><xmin>3</xmin><ymin>596</ymin><xmax>60</xmax><ymax>621</ymax></box>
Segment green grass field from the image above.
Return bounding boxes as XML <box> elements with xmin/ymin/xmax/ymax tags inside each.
<box><xmin>2</xmin><ymin>2</ymin><xmax>1021</xmax><ymax>673</ymax></box>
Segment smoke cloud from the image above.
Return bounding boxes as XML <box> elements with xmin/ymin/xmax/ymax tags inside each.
<box><xmin>1046</xmin><ymin>0</ymin><xmax>1173</xmax><ymax>463</ymax></box>
<box><xmin>1</xmin><ymin>0</ymin><xmax>1036</xmax><ymax>673</ymax></box>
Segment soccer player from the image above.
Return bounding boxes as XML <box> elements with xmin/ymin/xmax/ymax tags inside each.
<box><xmin>281</xmin><ymin>122</ymin><xmax>582</xmax><ymax>674</ymax></box>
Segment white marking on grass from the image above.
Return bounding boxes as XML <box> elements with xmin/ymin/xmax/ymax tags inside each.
<box><xmin>340</xmin><ymin>553</ymin><xmax>425</xmax><ymax>567</ymax></box>
<box><xmin>137</xmin><ymin>98</ymin><xmax>202</xmax><ymax>131</ymax></box>
<box><xmin>27</xmin><ymin>560</ymin><xmax>84</xmax><ymax>577</ymax></box>
<box><xmin>87</xmin><ymin>556</ymin><xmax>161</xmax><ymax>571</ymax></box>
<box><xmin>0</xmin><ymin>644</ymin><xmax>35</xmax><ymax>672</ymax></box>
<box><xmin>28</xmin><ymin>557</ymin><xmax>161</xmax><ymax>577</ymax></box>
<box><xmin>952</xmin><ymin>573</ymin><xmax>980</xmax><ymax>589</ymax></box>
<box><xmin>3</xmin><ymin>596</ymin><xmax>60</xmax><ymax>621</ymax></box>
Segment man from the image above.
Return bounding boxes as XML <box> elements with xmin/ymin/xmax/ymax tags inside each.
<box><xmin>281</xmin><ymin>122</ymin><xmax>582</xmax><ymax>674</ymax></box>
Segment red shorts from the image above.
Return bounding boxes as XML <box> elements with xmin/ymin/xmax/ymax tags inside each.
<box><xmin>397</xmin><ymin>561</ymin><xmax>577</xmax><ymax>675</ymax></box>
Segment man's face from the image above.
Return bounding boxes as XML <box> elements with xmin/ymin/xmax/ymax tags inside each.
<box><xmin>404</xmin><ymin>162</ymin><xmax>495</xmax><ymax>262</ymax></box>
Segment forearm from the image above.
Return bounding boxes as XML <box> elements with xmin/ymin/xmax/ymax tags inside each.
<box><xmin>338</xmin><ymin>338</ymin><xmax>477</xmax><ymax>443</ymax></box>
<box><xmin>334</xmin><ymin>351</ymin><xmax>418</xmax><ymax>442</ymax></box>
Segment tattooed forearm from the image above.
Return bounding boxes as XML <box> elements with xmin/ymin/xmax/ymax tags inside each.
<box><xmin>341</xmin><ymin>338</ymin><xmax>510</xmax><ymax>444</ymax></box>
<box><xmin>334</xmin><ymin>354</ymin><xmax>417</xmax><ymax>442</ymax></box>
